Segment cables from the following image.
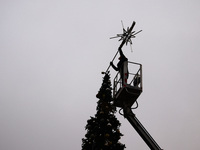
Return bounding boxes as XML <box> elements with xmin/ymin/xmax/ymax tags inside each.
<box><xmin>118</xmin><ymin>100</ymin><xmax>139</xmax><ymax>116</ymax></box>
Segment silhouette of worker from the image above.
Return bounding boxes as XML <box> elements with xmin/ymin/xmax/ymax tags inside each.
<box><xmin>110</xmin><ymin>47</ymin><xmax>129</xmax><ymax>86</ymax></box>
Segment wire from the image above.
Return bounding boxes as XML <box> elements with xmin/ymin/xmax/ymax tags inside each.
<box><xmin>118</xmin><ymin>100</ymin><xmax>139</xmax><ymax>116</ymax></box>
<box><xmin>132</xmin><ymin>100</ymin><xmax>138</xmax><ymax>109</ymax></box>
<box><xmin>119</xmin><ymin>108</ymin><xmax>124</xmax><ymax>116</ymax></box>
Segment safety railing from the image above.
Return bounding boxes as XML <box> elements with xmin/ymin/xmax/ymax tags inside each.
<box><xmin>113</xmin><ymin>61</ymin><xmax>142</xmax><ymax>98</ymax></box>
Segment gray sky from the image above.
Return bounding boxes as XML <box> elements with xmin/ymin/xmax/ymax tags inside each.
<box><xmin>1</xmin><ymin>0</ymin><xmax>200</xmax><ymax>150</ymax></box>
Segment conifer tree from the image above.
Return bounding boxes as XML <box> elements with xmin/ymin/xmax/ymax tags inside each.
<box><xmin>82</xmin><ymin>73</ymin><xmax>125</xmax><ymax>150</ymax></box>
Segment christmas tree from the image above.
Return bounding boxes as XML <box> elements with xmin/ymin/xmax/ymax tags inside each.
<box><xmin>82</xmin><ymin>72</ymin><xmax>126</xmax><ymax>150</ymax></box>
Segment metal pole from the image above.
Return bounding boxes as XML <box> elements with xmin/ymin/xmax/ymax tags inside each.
<box><xmin>106</xmin><ymin>21</ymin><xmax>136</xmax><ymax>73</ymax></box>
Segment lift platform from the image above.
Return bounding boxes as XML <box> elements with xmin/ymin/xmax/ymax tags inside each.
<box><xmin>108</xmin><ymin>21</ymin><xmax>162</xmax><ymax>149</ymax></box>
<box><xmin>112</xmin><ymin>61</ymin><xmax>163</xmax><ymax>150</ymax></box>
<box><xmin>113</xmin><ymin>61</ymin><xmax>143</xmax><ymax>108</ymax></box>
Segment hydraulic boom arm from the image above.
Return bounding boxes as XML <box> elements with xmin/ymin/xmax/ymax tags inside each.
<box><xmin>123</xmin><ymin>107</ymin><xmax>162</xmax><ymax>150</ymax></box>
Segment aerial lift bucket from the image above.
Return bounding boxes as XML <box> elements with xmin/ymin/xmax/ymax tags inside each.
<box><xmin>113</xmin><ymin>61</ymin><xmax>143</xmax><ymax>108</ymax></box>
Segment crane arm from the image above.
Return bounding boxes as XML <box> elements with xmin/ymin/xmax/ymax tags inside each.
<box><xmin>123</xmin><ymin>107</ymin><xmax>162</xmax><ymax>150</ymax></box>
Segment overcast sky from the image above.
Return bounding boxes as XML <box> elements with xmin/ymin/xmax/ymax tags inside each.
<box><xmin>1</xmin><ymin>0</ymin><xmax>200</xmax><ymax>150</ymax></box>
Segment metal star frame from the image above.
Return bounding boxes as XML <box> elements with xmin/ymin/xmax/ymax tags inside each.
<box><xmin>110</xmin><ymin>21</ymin><xmax>142</xmax><ymax>50</ymax></box>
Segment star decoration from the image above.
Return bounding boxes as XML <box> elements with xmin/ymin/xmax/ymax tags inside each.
<box><xmin>110</xmin><ymin>21</ymin><xmax>142</xmax><ymax>50</ymax></box>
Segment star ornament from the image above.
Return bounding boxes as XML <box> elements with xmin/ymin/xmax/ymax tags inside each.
<box><xmin>110</xmin><ymin>22</ymin><xmax>142</xmax><ymax>49</ymax></box>
<box><xmin>110</xmin><ymin>28</ymin><xmax>142</xmax><ymax>45</ymax></box>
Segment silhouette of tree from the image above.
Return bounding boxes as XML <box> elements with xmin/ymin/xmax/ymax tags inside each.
<box><xmin>82</xmin><ymin>72</ymin><xmax>125</xmax><ymax>150</ymax></box>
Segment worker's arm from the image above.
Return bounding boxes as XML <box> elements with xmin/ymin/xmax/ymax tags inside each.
<box><xmin>118</xmin><ymin>47</ymin><xmax>127</xmax><ymax>60</ymax></box>
<box><xmin>110</xmin><ymin>62</ymin><xmax>119</xmax><ymax>71</ymax></box>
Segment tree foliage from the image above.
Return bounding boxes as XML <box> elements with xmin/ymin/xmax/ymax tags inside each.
<box><xmin>82</xmin><ymin>73</ymin><xmax>125</xmax><ymax>150</ymax></box>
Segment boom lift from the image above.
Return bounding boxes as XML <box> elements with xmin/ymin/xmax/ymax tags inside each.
<box><xmin>107</xmin><ymin>21</ymin><xmax>163</xmax><ymax>150</ymax></box>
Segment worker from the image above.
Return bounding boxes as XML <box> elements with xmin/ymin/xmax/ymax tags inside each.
<box><xmin>110</xmin><ymin>47</ymin><xmax>129</xmax><ymax>86</ymax></box>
